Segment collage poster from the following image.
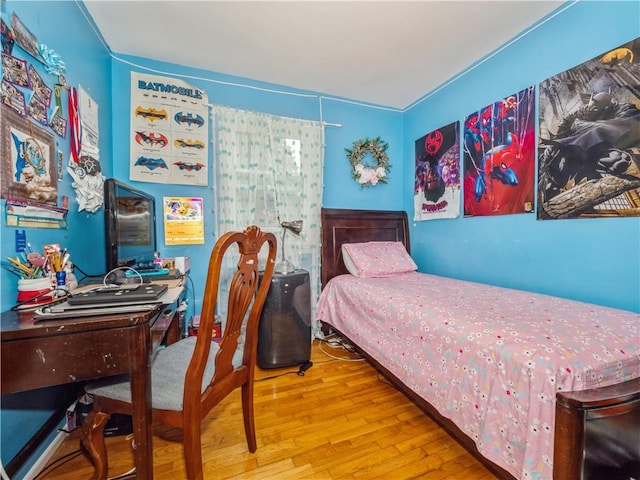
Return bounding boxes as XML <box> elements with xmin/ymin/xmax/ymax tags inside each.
<box><xmin>538</xmin><ymin>37</ymin><xmax>640</xmax><ymax>219</ymax></box>
<box><xmin>130</xmin><ymin>72</ymin><xmax>208</xmax><ymax>186</ymax></box>
<box><xmin>414</xmin><ymin>121</ymin><xmax>460</xmax><ymax>221</ymax></box>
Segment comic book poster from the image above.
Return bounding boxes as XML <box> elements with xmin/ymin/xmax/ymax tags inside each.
<box><xmin>538</xmin><ymin>37</ymin><xmax>640</xmax><ymax>219</ymax></box>
<box><xmin>130</xmin><ymin>72</ymin><xmax>208</xmax><ymax>186</ymax></box>
<box><xmin>463</xmin><ymin>86</ymin><xmax>536</xmax><ymax>217</ymax></box>
<box><xmin>414</xmin><ymin>121</ymin><xmax>460</xmax><ymax>220</ymax></box>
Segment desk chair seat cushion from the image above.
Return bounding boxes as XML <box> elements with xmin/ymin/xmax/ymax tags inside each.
<box><xmin>86</xmin><ymin>337</ymin><xmax>243</xmax><ymax>411</ymax></box>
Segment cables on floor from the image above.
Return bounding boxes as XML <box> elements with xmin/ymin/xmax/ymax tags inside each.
<box><xmin>318</xmin><ymin>334</ymin><xmax>364</xmax><ymax>362</ymax></box>
<box><xmin>257</xmin><ymin>361</ymin><xmax>314</xmax><ymax>381</ymax></box>
<box><xmin>33</xmin><ymin>449</ymin><xmax>83</xmax><ymax>479</ymax></box>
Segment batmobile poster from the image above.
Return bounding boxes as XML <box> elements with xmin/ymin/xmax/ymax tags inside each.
<box><xmin>130</xmin><ymin>72</ymin><xmax>208</xmax><ymax>186</ymax></box>
<box><xmin>414</xmin><ymin>121</ymin><xmax>460</xmax><ymax>221</ymax></box>
<box><xmin>463</xmin><ymin>86</ymin><xmax>536</xmax><ymax>217</ymax></box>
<box><xmin>538</xmin><ymin>37</ymin><xmax>640</xmax><ymax>219</ymax></box>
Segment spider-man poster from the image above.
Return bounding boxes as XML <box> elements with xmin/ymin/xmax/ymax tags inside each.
<box><xmin>538</xmin><ymin>37</ymin><xmax>640</xmax><ymax>219</ymax></box>
<box><xmin>414</xmin><ymin>121</ymin><xmax>460</xmax><ymax>221</ymax></box>
<box><xmin>463</xmin><ymin>86</ymin><xmax>536</xmax><ymax>217</ymax></box>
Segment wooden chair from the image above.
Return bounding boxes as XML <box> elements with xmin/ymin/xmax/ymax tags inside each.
<box><xmin>81</xmin><ymin>225</ymin><xmax>277</xmax><ymax>480</ymax></box>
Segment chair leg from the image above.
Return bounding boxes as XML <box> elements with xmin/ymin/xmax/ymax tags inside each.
<box><xmin>81</xmin><ymin>410</ymin><xmax>111</xmax><ymax>480</ymax></box>
<box><xmin>241</xmin><ymin>382</ymin><xmax>257</xmax><ymax>452</ymax></box>
<box><xmin>183</xmin><ymin>420</ymin><xmax>204</xmax><ymax>480</ymax></box>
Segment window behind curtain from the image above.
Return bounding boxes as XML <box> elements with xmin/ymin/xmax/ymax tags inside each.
<box><xmin>212</xmin><ymin>106</ymin><xmax>324</xmax><ymax>337</ymax></box>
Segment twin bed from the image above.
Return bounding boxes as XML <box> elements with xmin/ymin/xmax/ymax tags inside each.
<box><xmin>316</xmin><ymin>208</ymin><xmax>639</xmax><ymax>480</ymax></box>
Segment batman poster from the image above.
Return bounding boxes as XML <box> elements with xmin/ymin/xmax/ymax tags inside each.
<box><xmin>538</xmin><ymin>36</ymin><xmax>640</xmax><ymax>219</ymax></box>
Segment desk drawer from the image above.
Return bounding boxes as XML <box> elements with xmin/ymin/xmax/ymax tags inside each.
<box><xmin>2</xmin><ymin>327</ymin><xmax>143</xmax><ymax>392</ymax></box>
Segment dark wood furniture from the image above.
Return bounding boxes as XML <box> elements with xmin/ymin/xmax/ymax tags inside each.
<box><xmin>320</xmin><ymin>207</ymin><xmax>640</xmax><ymax>480</ymax></box>
<box><xmin>82</xmin><ymin>226</ymin><xmax>277</xmax><ymax>480</ymax></box>
<box><xmin>554</xmin><ymin>377</ymin><xmax>640</xmax><ymax>479</ymax></box>
<box><xmin>1</xmin><ymin>299</ymin><xmax>182</xmax><ymax>480</ymax></box>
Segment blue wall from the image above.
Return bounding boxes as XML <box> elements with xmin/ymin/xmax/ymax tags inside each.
<box><xmin>403</xmin><ymin>1</ymin><xmax>640</xmax><ymax>313</ymax></box>
<box><xmin>1</xmin><ymin>2</ymin><xmax>401</xmax><ymax>475</ymax></box>
<box><xmin>0</xmin><ymin>1</ymin><xmax>112</xmax><ymax>311</ymax></box>
<box><xmin>1</xmin><ymin>0</ymin><xmax>639</xmax><ymax>476</ymax></box>
<box><xmin>0</xmin><ymin>1</ymin><xmax>112</xmax><ymax>477</ymax></box>
<box><xmin>107</xmin><ymin>55</ymin><xmax>402</xmax><ymax>315</ymax></box>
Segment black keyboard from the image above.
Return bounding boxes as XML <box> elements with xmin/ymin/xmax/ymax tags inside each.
<box><xmin>67</xmin><ymin>283</ymin><xmax>168</xmax><ymax>306</ymax></box>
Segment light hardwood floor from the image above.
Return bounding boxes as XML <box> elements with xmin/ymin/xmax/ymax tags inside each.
<box><xmin>39</xmin><ymin>338</ymin><xmax>497</xmax><ymax>479</ymax></box>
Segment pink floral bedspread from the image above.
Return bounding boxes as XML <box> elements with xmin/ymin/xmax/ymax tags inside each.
<box><xmin>316</xmin><ymin>272</ymin><xmax>640</xmax><ymax>480</ymax></box>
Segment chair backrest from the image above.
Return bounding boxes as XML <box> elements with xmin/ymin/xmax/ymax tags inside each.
<box><xmin>183</xmin><ymin>225</ymin><xmax>276</xmax><ymax>408</ymax></box>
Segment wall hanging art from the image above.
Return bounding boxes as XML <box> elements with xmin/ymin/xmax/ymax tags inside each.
<box><xmin>538</xmin><ymin>36</ymin><xmax>640</xmax><ymax>219</ymax></box>
<box><xmin>463</xmin><ymin>86</ymin><xmax>536</xmax><ymax>217</ymax></box>
<box><xmin>130</xmin><ymin>72</ymin><xmax>209</xmax><ymax>186</ymax></box>
<box><xmin>345</xmin><ymin>136</ymin><xmax>390</xmax><ymax>188</ymax></box>
<box><xmin>414</xmin><ymin>121</ymin><xmax>460</xmax><ymax>220</ymax></box>
<box><xmin>1</xmin><ymin>104</ymin><xmax>57</xmax><ymax>203</ymax></box>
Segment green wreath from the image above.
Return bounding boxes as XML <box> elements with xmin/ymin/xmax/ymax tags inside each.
<box><xmin>345</xmin><ymin>136</ymin><xmax>390</xmax><ymax>188</ymax></box>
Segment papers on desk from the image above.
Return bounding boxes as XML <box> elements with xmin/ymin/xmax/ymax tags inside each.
<box><xmin>33</xmin><ymin>287</ymin><xmax>184</xmax><ymax>321</ymax></box>
<box><xmin>68</xmin><ymin>282</ymin><xmax>182</xmax><ymax>304</ymax></box>
<box><xmin>33</xmin><ymin>302</ymin><xmax>161</xmax><ymax>321</ymax></box>
<box><xmin>160</xmin><ymin>287</ymin><xmax>183</xmax><ymax>304</ymax></box>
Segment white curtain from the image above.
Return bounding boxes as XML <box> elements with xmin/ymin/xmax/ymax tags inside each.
<box><xmin>212</xmin><ymin>105</ymin><xmax>324</xmax><ymax>337</ymax></box>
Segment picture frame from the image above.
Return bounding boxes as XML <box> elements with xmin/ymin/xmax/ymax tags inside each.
<box><xmin>1</xmin><ymin>52</ymin><xmax>30</xmax><ymax>88</ymax></box>
<box><xmin>1</xmin><ymin>104</ymin><xmax>57</xmax><ymax>203</ymax></box>
<box><xmin>28</xmin><ymin>64</ymin><xmax>52</xmax><ymax>106</ymax></box>
<box><xmin>1</xmin><ymin>78</ymin><xmax>27</xmax><ymax>115</ymax></box>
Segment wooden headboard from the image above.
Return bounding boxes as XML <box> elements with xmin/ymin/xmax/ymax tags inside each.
<box><xmin>320</xmin><ymin>208</ymin><xmax>410</xmax><ymax>288</ymax></box>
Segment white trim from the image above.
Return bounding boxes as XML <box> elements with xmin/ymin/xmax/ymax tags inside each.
<box><xmin>22</xmin><ymin>430</ymin><xmax>68</xmax><ymax>480</ymax></box>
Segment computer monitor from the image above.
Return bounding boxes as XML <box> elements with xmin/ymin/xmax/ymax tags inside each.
<box><xmin>104</xmin><ymin>178</ymin><xmax>158</xmax><ymax>273</ymax></box>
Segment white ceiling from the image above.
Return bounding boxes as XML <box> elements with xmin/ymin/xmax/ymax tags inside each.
<box><xmin>83</xmin><ymin>1</ymin><xmax>565</xmax><ymax>110</ymax></box>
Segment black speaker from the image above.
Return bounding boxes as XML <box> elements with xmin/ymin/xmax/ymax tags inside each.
<box><xmin>258</xmin><ymin>269</ymin><xmax>311</xmax><ymax>369</ymax></box>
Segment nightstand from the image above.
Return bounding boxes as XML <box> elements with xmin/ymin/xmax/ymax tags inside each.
<box><xmin>257</xmin><ymin>269</ymin><xmax>311</xmax><ymax>368</ymax></box>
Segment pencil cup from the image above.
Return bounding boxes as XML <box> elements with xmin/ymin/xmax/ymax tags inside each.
<box><xmin>55</xmin><ymin>271</ymin><xmax>67</xmax><ymax>297</ymax></box>
<box><xmin>17</xmin><ymin>278</ymin><xmax>54</xmax><ymax>306</ymax></box>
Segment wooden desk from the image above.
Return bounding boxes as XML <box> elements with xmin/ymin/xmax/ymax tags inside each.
<box><xmin>1</xmin><ymin>304</ymin><xmax>181</xmax><ymax>479</ymax></box>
